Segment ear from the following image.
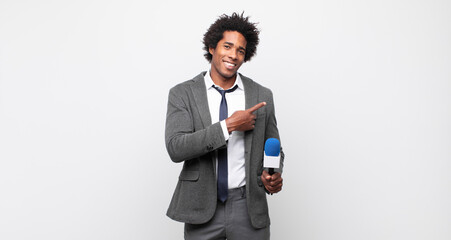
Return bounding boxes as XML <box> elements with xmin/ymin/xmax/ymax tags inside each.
<box><xmin>209</xmin><ymin>47</ymin><xmax>215</xmax><ymax>55</ymax></box>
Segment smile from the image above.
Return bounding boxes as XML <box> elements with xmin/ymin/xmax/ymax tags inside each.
<box><xmin>223</xmin><ymin>61</ymin><xmax>236</xmax><ymax>69</ymax></box>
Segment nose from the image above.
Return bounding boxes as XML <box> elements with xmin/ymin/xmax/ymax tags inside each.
<box><xmin>228</xmin><ymin>50</ymin><xmax>237</xmax><ymax>60</ymax></box>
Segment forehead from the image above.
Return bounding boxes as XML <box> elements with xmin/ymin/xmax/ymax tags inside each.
<box><xmin>220</xmin><ymin>31</ymin><xmax>247</xmax><ymax>47</ymax></box>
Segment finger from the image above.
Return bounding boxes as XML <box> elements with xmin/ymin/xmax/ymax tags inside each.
<box><xmin>262</xmin><ymin>171</ymin><xmax>274</xmax><ymax>182</ymax></box>
<box><xmin>273</xmin><ymin>183</ymin><xmax>283</xmax><ymax>190</ymax></box>
<box><xmin>269</xmin><ymin>186</ymin><xmax>281</xmax><ymax>194</ymax></box>
<box><xmin>268</xmin><ymin>177</ymin><xmax>282</xmax><ymax>186</ymax></box>
<box><xmin>265</xmin><ymin>174</ymin><xmax>271</xmax><ymax>180</ymax></box>
<box><xmin>271</xmin><ymin>173</ymin><xmax>282</xmax><ymax>181</ymax></box>
<box><xmin>270</xmin><ymin>181</ymin><xmax>282</xmax><ymax>188</ymax></box>
<box><xmin>270</xmin><ymin>185</ymin><xmax>282</xmax><ymax>192</ymax></box>
<box><xmin>261</xmin><ymin>171</ymin><xmax>270</xmax><ymax>181</ymax></box>
<box><xmin>273</xmin><ymin>187</ymin><xmax>282</xmax><ymax>193</ymax></box>
<box><xmin>247</xmin><ymin>102</ymin><xmax>266</xmax><ymax>113</ymax></box>
<box><xmin>269</xmin><ymin>181</ymin><xmax>282</xmax><ymax>188</ymax></box>
<box><xmin>270</xmin><ymin>177</ymin><xmax>283</xmax><ymax>185</ymax></box>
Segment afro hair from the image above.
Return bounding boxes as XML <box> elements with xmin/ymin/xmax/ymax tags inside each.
<box><xmin>203</xmin><ymin>12</ymin><xmax>260</xmax><ymax>62</ymax></box>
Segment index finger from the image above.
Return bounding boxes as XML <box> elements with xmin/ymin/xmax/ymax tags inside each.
<box><xmin>247</xmin><ymin>102</ymin><xmax>266</xmax><ymax>113</ymax></box>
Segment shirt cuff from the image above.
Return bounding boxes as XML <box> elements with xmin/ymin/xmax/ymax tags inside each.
<box><xmin>220</xmin><ymin>120</ymin><xmax>230</xmax><ymax>141</ymax></box>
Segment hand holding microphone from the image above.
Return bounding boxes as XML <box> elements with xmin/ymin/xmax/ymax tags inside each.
<box><xmin>262</xmin><ymin>138</ymin><xmax>283</xmax><ymax>194</ymax></box>
<box><xmin>261</xmin><ymin>171</ymin><xmax>282</xmax><ymax>194</ymax></box>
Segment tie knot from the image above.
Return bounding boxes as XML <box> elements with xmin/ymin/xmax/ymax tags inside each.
<box><xmin>213</xmin><ymin>84</ymin><xmax>238</xmax><ymax>96</ymax></box>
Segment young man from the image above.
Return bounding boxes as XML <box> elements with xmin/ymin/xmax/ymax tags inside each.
<box><xmin>165</xmin><ymin>12</ymin><xmax>284</xmax><ymax>239</ymax></box>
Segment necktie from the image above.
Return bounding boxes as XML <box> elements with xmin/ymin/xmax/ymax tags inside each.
<box><xmin>213</xmin><ymin>84</ymin><xmax>238</xmax><ymax>202</ymax></box>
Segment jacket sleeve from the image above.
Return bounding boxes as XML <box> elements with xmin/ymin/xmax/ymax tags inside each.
<box><xmin>264</xmin><ymin>89</ymin><xmax>284</xmax><ymax>173</ymax></box>
<box><xmin>165</xmin><ymin>86</ymin><xmax>227</xmax><ymax>163</ymax></box>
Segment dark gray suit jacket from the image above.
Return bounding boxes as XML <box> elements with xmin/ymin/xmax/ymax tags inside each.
<box><xmin>165</xmin><ymin>72</ymin><xmax>284</xmax><ymax>229</ymax></box>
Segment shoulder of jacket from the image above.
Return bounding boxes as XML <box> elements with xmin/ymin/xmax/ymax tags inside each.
<box><xmin>170</xmin><ymin>72</ymin><xmax>206</xmax><ymax>91</ymax></box>
<box><xmin>239</xmin><ymin>73</ymin><xmax>272</xmax><ymax>95</ymax></box>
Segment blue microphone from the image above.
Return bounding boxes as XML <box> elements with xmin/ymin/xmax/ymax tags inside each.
<box><xmin>264</xmin><ymin>138</ymin><xmax>280</xmax><ymax>175</ymax></box>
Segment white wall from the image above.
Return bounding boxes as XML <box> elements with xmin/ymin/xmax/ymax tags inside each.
<box><xmin>1</xmin><ymin>0</ymin><xmax>450</xmax><ymax>239</ymax></box>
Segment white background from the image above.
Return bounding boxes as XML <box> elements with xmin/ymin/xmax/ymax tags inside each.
<box><xmin>1</xmin><ymin>0</ymin><xmax>450</xmax><ymax>239</ymax></box>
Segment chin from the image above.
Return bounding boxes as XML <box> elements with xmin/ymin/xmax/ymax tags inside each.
<box><xmin>221</xmin><ymin>71</ymin><xmax>237</xmax><ymax>79</ymax></box>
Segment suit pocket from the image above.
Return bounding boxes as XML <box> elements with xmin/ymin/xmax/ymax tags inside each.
<box><xmin>178</xmin><ymin>170</ymin><xmax>199</xmax><ymax>181</ymax></box>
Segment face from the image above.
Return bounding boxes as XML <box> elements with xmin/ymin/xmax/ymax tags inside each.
<box><xmin>209</xmin><ymin>31</ymin><xmax>247</xmax><ymax>82</ymax></box>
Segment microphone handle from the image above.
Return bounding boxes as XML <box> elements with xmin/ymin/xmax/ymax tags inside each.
<box><xmin>268</xmin><ymin>168</ymin><xmax>274</xmax><ymax>175</ymax></box>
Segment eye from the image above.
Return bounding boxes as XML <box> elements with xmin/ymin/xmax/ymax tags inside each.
<box><xmin>239</xmin><ymin>50</ymin><xmax>245</xmax><ymax>55</ymax></box>
<box><xmin>224</xmin><ymin>45</ymin><xmax>231</xmax><ymax>49</ymax></box>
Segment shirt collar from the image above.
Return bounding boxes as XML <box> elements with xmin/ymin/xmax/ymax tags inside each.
<box><xmin>204</xmin><ymin>70</ymin><xmax>243</xmax><ymax>91</ymax></box>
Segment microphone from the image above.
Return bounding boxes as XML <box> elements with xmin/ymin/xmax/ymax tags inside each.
<box><xmin>264</xmin><ymin>138</ymin><xmax>280</xmax><ymax>175</ymax></box>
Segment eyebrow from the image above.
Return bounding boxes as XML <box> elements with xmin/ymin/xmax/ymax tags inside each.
<box><xmin>224</xmin><ymin>41</ymin><xmax>246</xmax><ymax>51</ymax></box>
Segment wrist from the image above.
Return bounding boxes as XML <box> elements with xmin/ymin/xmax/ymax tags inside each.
<box><xmin>225</xmin><ymin>118</ymin><xmax>234</xmax><ymax>133</ymax></box>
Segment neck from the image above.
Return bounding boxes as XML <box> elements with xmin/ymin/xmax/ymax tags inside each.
<box><xmin>209</xmin><ymin>71</ymin><xmax>237</xmax><ymax>90</ymax></box>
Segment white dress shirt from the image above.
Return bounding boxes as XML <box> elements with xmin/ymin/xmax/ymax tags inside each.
<box><xmin>204</xmin><ymin>70</ymin><xmax>246</xmax><ymax>189</ymax></box>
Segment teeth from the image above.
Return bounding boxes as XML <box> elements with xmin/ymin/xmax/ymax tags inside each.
<box><xmin>224</xmin><ymin>62</ymin><xmax>235</xmax><ymax>67</ymax></box>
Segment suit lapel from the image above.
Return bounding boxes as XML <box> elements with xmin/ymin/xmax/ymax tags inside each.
<box><xmin>241</xmin><ymin>75</ymin><xmax>258</xmax><ymax>179</ymax></box>
<box><xmin>190</xmin><ymin>72</ymin><xmax>212</xmax><ymax>128</ymax></box>
<box><xmin>241</xmin><ymin>75</ymin><xmax>258</xmax><ymax>117</ymax></box>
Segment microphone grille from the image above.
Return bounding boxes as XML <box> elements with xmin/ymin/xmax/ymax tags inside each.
<box><xmin>264</xmin><ymin>138</ymin><xmax>280</xmax><ymax>156</ymax></box>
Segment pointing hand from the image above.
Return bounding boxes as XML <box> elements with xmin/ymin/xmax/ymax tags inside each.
<box><xmin>226</xmin><ymin>102</ymin><xmax>266</xmax><ymax>133</ymax></box>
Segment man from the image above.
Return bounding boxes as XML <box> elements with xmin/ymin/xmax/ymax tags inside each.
<box><xmin>165</xmin><ymin>12</ymin><xmax>284</xmax><ymax>240</ymax></box>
